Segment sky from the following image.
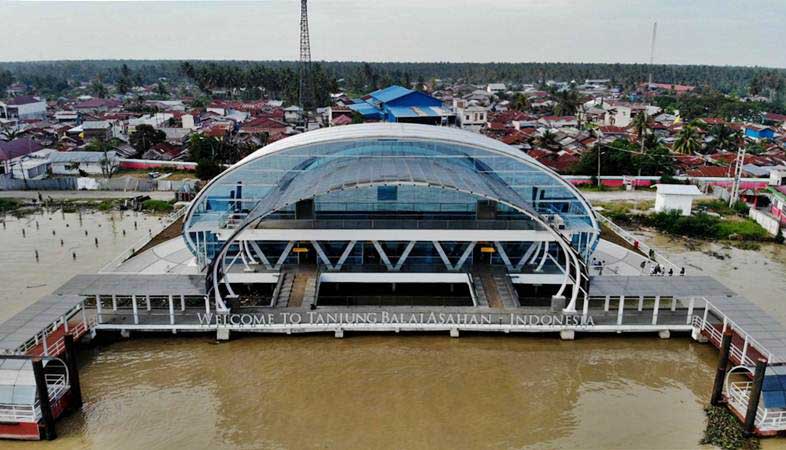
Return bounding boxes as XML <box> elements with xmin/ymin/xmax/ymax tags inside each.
<box><xmin>2</xmin><ymin>0</ymin><xmax>786</xmax><ymax>67</ymax></box>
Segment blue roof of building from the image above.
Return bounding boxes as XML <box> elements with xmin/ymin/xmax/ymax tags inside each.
<box><xmin>386</xmin><ymin>106</ymin><xmax>443</xmax><ymax>118</ymax></box>
<box><xmin>348</xmin><ymin>102</ymin><xmax>383</xmax><ymax>118</ymax></box>
<box><xmin>368</xmin><ymin>85</ymin><xmax>414</xmax><ymax>103</ymax></box>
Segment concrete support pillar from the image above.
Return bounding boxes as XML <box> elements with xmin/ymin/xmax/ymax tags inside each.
<box><xmin>111</xmin><ymin>294</ymin><xmax>117</xmax><ymax>311</ymax></box>
<box><xmin>581</xmin><ymin>294</ymin><xmax>589</xmax><ymax>321</ymax></box>
<box><xmin>120</xmin><ymin>329</ymin><xmax>131</xmax><ymax>338</ymax></box>
<box><xmin>658</xmin><ymin>330</ymin><xmax>671</xmax><ymax>339</ymax></box>
<box><xmin>180</xmin><ymin>294</ymin><xmax>186</xmax><ymax>312</ymax></box>
<box><xmin>334</xmin><ymin>328</ymin><xmax>344</xmax><ymax>339</ymax></box>
<box><xmin>691</xmin><ymin>327</ymin><xmax>709</xmax><ymax>343</ymax></box>
<box><xmin>711</xmin><ymin>330</ymin><xmax>734</xmax><ymax>406</ymax></box>
<box><xmin>560</xmin><ymin>330</ymin><xmax>575</xmax><ymax>340</ymax></box>
<box><xmin>216</xmin><ymin>327</ymin><xmax>230</xmax><ymax>341</ymax></box>
<box><xmin>744</xmin><ymin>358</ymin><xmax>768</xmax><ymax>436</ymax></box>
<box><xmin>616</xmin><ymin>296</ymin><xmax>625</xmax><ymax>325</ymax></box>
<box><xmin>450</xmin><ymin>328</ymin><xmax>459</xmax><ymax>338</ymax></box>
<box><xmin>145</xmin><ymin>295</ymin><xmax>151</xmax><ymax>311</ymax></box>
<box><xmin>32</xmin><ymin>359</ymin><xmax>56</xmax><ymax>440</ymax></box>
<box><xmin>638</xmin><ymin>295</ymin><xmax>644</xmax><ymax>311</ymax></box>
<box><xmin>603</xmin><ymin>295</ymin><xmax>610</xmax><ymax>312</ymax></box>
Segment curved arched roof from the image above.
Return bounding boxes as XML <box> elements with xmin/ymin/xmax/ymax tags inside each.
<box><xmin>185</xmin><ymin>123</ymin><xmax>598</xmax><ymax>238</ymax></box>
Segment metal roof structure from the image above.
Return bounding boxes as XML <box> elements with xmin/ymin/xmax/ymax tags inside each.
<box><xmin>0</xmin><ymin>295</ymin><xmax>83</xmax><ymax>353</ymax></box>
<box><xmin>654</xmin><ymin>184</ymin><xmax>703</xmax><ymax>196</ymax></box>
<box><xmin>54</xmin><ymin>274</ymin><xmax>206</xmax><ymax>297</ymax></box>
<box><xmin>0</xmin><ymin>359</ymin><xmax>36</xmax><ymax>405</ymax></box>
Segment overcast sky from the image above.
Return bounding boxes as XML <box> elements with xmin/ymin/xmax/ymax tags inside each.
<box><xmin>2</xmin><ymin>0</ymin><xmax>785</xmax><ymax>67</ymax></box>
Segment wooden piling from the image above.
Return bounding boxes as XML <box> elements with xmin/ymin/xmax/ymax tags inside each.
<box><xmin>63</xmin><ymin>334</ymin><xmax>83</xmax><ymax>409</ymax></box>
<box><xmin>32</xmin><ymin>359</ymin><xmax>56</xmax><ymax>441</ymax></box>
<box><xmin>744</xmin><ymin>358</ymin><xmax>768</xmax><ymax>436</ymax></box>
<box><xmin>711</xmin><ymin>329</ymin><xmax>734</xmax><ymax>406</ymax></box>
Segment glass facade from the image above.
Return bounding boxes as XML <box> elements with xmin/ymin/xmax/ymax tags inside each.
<box><xmin>184</xmin><ymin>127</ymin><xmax>599</xmax><ymax>266</ymax></box>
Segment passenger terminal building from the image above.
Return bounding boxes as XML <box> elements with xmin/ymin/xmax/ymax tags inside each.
<box><xmin>184</xmin><ymin>123</ymin><xmax>598</xmax><ymax>313</ymax></box>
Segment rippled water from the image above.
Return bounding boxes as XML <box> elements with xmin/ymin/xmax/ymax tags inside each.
<box><xmin>1</xmin><ymin>211</ymin><xmax>785</xmax><ymax>449</ymax></box>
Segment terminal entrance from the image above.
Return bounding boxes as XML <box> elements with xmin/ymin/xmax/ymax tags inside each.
<box><xmin>317</xmin><ymin>282</ymin><xmax>473</xmax><ymax>307</ymax></box>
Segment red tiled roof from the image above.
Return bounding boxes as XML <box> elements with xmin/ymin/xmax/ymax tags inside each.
<box><xmin>687</xmin><ymin>166</ymin><xmax>733</xmax><ymax>177</ymax></box>
<box><xmin>764</xmin><ymin>112</ymin><xmax>786</xmax><ymax>123</ymax></box>
<box><xmin>4</xmin><ymin>95</ymin><xmax>41</xmax><ymax>106</ymax></box>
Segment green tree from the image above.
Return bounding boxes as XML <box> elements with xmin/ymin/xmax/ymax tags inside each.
<box><xmin>83</xmin><ymin>138</ymin><xmax>116</xmax><ymax>178</ymax></box>
<box><xmin>673</xmin><ymin>124</ymin><xmax>702</xmax><ymax>155</ymax></box>
<box><xmin>0</xmin><ymin>69</ymin><xmax>13</xmax><ymax>93</ymax></box>
<box><xmin>511</xmin><ymin>93</ymin><xmax>529</xmax><ymax>111</ymax></box>
<box><xmin>129</xmin><ymin>124</ymin><xmax>166</xmax><ymax>156</ymax></box>
<box><xmin>707</xmin><ymin>123</ymin><xmax>741</xmax><ymax>153</ymax></box>
<box><xmin>91</xmin><ymin>78</ymin><xmax>108</xmax><ymax>98</ymax></box>
<box><xmin>117</xmin><ymin>64</ymin><xmax>132</xmax><ymax>94</ymax></box>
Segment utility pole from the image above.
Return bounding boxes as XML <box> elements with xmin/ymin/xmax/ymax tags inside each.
<box><xmin>729</xmin><ymin>144</ymin><xmax>747</xmax><ymax>207</ymax></box>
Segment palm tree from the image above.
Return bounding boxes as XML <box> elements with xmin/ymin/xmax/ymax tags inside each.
<box><xmin>511</xmin><ymin>93</ymin><xmax>529</xmax><ymax>112</ymax></box>
<box><xmin>707</xmin><ymin>123</ymin><xmax>741</xmax><ymax>153</ymax></box>
<box><xmin>631</xmin><ymin>111</ymin><xmax>651</xmax><ymax>155</ymax></box>
<box><xmin>537</xmin><ymin>130</ymin><xmax>559</xmax><ymax>150</ymax></box>
<box><xmin>552</xmin><ymin>88</ymin><xmax>579</xmax><ymax>116</ymax></box>
<box><xmin>673</xmin><ymin>124</ymin><xmax>701</xmax><ymax>155</ymax></box>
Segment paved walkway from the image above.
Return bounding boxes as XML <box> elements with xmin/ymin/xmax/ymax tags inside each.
<box><xmin>0</xmin><ymin>190</ymin><xmax>174</xmax><ymax>200</ymax></box>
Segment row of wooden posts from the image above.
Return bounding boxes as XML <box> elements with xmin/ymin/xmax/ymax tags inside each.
<box><xmin>31</xmin><ymin>334</ymin><xmax>82</xmax><ymax>441</ymax></box>
<box><xmin>710</xmin><ymin>329</ymin><xmax>767</xmax><ymax>436</ymax></box>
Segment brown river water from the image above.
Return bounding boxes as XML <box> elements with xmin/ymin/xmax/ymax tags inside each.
<box><xmin>1</xmin><ymin>210</ymin><xmax>785</xmax><ymax>449</ymax></box>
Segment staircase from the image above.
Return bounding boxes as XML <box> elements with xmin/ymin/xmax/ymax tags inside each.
<box><xmin>492</xmin><ymin>271</ymin><xmax>519</xmax><ymax>308</ymax></box>
<box><xmin>272</xmin><ymin>272</ymin><xmax>295</xmax><ymax>307</ymax></box>
<box><xmin>287</xmin><ymin>266</ymin><xmax>318</xmax><ymax>308</ymax></box>
<box><xmin>471</xmin><ymin>274</ymin><xmax>489</xmax><ymax>307</ymax></box>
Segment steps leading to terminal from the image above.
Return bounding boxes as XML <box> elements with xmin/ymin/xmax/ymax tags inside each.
<box><xmin>302</xmin><ymin>276</ymin><xmax>319</xmax><ymax>309</ymax></box>
<box><xmin>471</xmin><ymin>275</ymin><xmax>489</xmax><ymax>307</ymax></box>
<box><xmin>493</xmin><ymin>272</ymin><xmax>520</xmax><ymax>308</ymax></box>
<box><xmin>273</xmin><ymin>272</ymin><xmax>295</xmax><ymax>307</ymax></box>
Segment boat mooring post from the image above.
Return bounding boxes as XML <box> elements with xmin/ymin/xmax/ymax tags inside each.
<box><xmin>63</xmin><ymin>334</ymin><xmax>83</xmax><ymax>409</ymax></box>
<box><xmin>744</xmin><ymin>358</ymin><xmax>768</xmax><ymax>436</ymax></box>
<box><xmin>32</xmin><ymin>358</ymin><xmax>56</xmax><ymax>440</ymax></box>
<box><xmin>711</xmin><ymin>329</ymin><xmax>734</xmax><ymax>406</ymax></box>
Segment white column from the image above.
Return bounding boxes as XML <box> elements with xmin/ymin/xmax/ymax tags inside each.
<box><xmin>132</xmin><ymin>295</ymin><xmax>139</xmax><ymax>325</ymax></box>
<box><xmin>145</xmin><ymin>295</ymin><xmax>151</xmax><ymax>311</ymax></box>
<box><xmin>638</xmin><ymin>296</ymin><xmax>644</xmax><ymax>311</ymax></box>
<box><xmin>670</xmin><ymin>297</ymin><xmax>677</xmax><ymax>311</ymax></box>
<box><xmin>168</xmin><ymin>294</ymin><xmax>175</xmax><ymax>325</ymax></box>
<box><xmin>204</xmin><ymin>295</ymin><xmax>210</xmax><ymax>315</ymax></box>
<box><xmin>96</xmin><ymin>295</ymin><xmax>103</xmax><ymax>324</ymax></box>
<box><xmin>42</xmin><ymin>331</ymin><xmax>49</xmax><ymax>356</ymax></box>
<box><xmin>63</xmin><ymin>315</ymin><xmax>69</xmax><ymax>333</ymax></box>
<box><xmin>582</xmin><ymin>294</ymin><xmax>589</xmax><ymax>320</ymax></box>
<box><xmin>702</xmin><ymin>299</ymin><xmax>710</xmax><ymax>327</ymax></box>
<box><xmin>81</xmin><ymin>302</ymin><xmax>87</xmax><ymax>327</ymax></box>
<box><xmin>112</xmin><ymin>294</ymin><xmax>117</xmax><ymax>311</ymax></box>
<box><xmin>742</xmin><ymin>336</ymin><xmax>749</xmax><ymax>364</ymax></box>
<box><xmin>686</xmin><ymin>297</ymin><xmax>695</xmax><ymax>325</ymax></box>
<box><xmin>180</xmin><ymin>294</ymin><xmax>186</xmax><ymax>312</ymax></box>
<box><xmin>617</xmin><ymin>296</ymin><xmax>625</xmax><ymax>325</ymax></box>
<box><xmin>651</xmin><ymin>296</ymin><xmax>660</xmax><ymax>325</ymax></box>
<box><xmin>603</xmin><ymin>295</ymin><xmax>610</xmax><ymax>312</ymax></box>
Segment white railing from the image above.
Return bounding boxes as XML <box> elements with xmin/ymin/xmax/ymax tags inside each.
<box><xmin>595</xmin><ymin>212</ymin><xmax>679</xmax><ymax>272</ymax></box>
<box><xmin>0</xmin><ymin>374</ymin><xmax>69</xmax><ymax>423</ymax></box>
<box><xmin>691</xmin><ymin>299</ymin><xmax>775</xmax><ymax>366</ymax></box>
<box><xmin>14</xmin><ymin>310</ymin><xmax>95</xmax><ymax>357</ymax></box>
<box><xmin>99</xmin><ymin>205</ymin><xmax>187</xmax><ymax>273</ymax></box>
<box><xmin>728</xmin><ymin>381</ymin><xmax>786</xmax><ymax>432</ymax></box>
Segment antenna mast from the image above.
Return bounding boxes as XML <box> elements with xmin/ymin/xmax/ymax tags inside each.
<box><xmin>648</xmin><ymin>21</ymin><xmax>657</xmax><ymax>88</ymax></box>
<box><xmin>298</xmin><ymin>0</ymin><xmax>313</xmax><ymax>115</ymax></box>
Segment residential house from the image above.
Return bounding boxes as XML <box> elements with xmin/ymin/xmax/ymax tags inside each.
<box><xmin>0</xmin><ymin>138</ymin><xmax>44</xmax><ymax>174</ymax></box>
<box><xmin>0</xmin><ymin>96</ymin><xmax>47</xmax><ymax>121</ymax></box>
<box><xmin>745</xmin><ymin>124</ymin><xmax>776</xmax><ymax>141</ymax></box>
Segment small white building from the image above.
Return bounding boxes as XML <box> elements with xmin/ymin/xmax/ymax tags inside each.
<box><xmin>654</xmin><ymin>184</ymin><xmax>703</xmax><ymax>216</ymax></box>
<box><xmin>49</xmin><ymin>151</ymin><xmax>119</xmax><ymax>176</ymax></box>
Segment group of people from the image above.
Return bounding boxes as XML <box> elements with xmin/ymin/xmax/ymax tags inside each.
<box><xmin>640</xmin><ymin>260</ymin><xmax>685</xmax><ymax>277</ymax></box>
